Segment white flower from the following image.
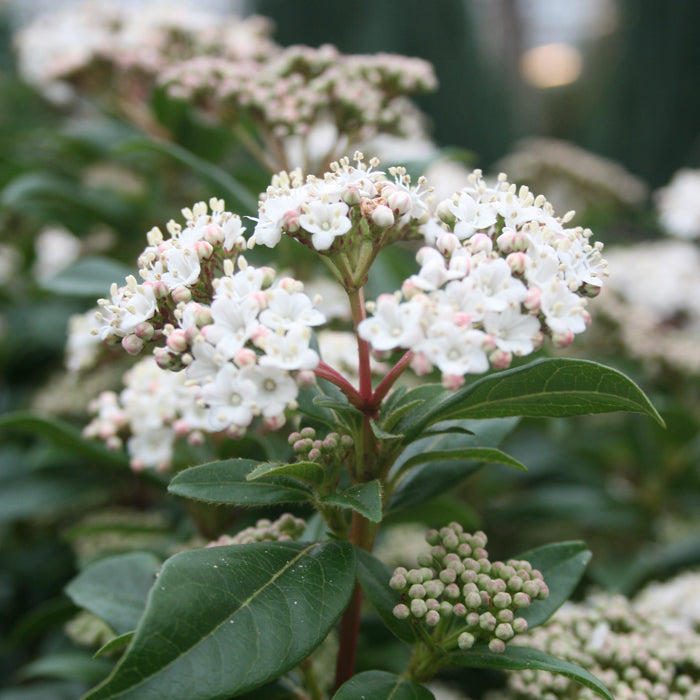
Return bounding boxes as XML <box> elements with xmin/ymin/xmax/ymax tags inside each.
<box><xmin>298</xmin><ymin>199</ymin><xmax>352</xmax><ymax>250</ymax></box>
<box><xmin>201</xmin><ymin>364</ymin><xmax>257</xmax><ymax>430</ymax></box>
<box><xmin>447</xmin><ymin>191</ymin><xmax>498</xmax><ymax>240</ymax></box>
<box><xmin>259</xmin><ymin>288</ymin><xmax>326</xmax><ymax>330</ymax></box>
<box><xmin>186</xmin><ymin>337</ymin><xmax>225</xmax><ymax>384</ymax></box>
<box><xmin>127</xmin><ymin>428</ymin><xmax>175</xmax><ymax>472</ymax></box>
<box><xmin>655</xmin><ymin>168</ymin><xmax>700</xmax><ymax>239</ymax></box>
<box><xmin>159</xmin><ymin>244</ymin><xmax>202</xmax><ymax>289</ymax></box>
<box><xmin>259</xmin><ymin>324</ymin><xmax>320</xmax><ymax>371</ymax></box>
<box><xmin>250</xmin><ymin>191</ymin><xmax>305</xmax><ymax>248</ymax></box>
<box><xmin>66</xmin><ymin>309</ymin><xmax>103</xmax><ymax>372</ymax></box>
<box><xmin>243</xmin><ymin>365</ymin><xmax>298</xmax><ymax>417</ymax></box>
<box><xmin>415</xmin><ymin>322</ymin><xmax>489</xmax><ymax>376</ymax></box>
<box><xmin>202</xmin><ymin>295</ymin><xmax>260</xmax><ymax>359</ymax></box>
<box><xmin>540</xmin><ymin>278</ymin><xmax>587</xmax><ymax>335</ymax></box>
<box><xmin>357</xmin><ymin>295</ymin><xmax>425</xmax><ymax>352</ymax></box>
<box><xmin>482</xmin><ymin>307</ymin><xmax>540</xmax><ymax>355</ymax></box>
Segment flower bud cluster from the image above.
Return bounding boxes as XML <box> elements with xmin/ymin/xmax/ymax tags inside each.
<box><xmin>83</xmin><ymin>356</ymin><xmax>208</xmax><ymax>472</ymax></box>
<box><xmin>288</xmin><ymin>426</ymin><xmax>354</xmax><ymax>465</ymax></box>
<box><xmin>93</xmin><ymin>198</ymin><xmax>326</xmax><ymax>439</ymax></box>
<box><xmin>358</xmin><ymin>170</ymin><xmax>607</xmax><ymax>384</ymax></box>
<box><xmin>486</xmin><ymin>592</ymin><xmax>700</xmax><ymax>700</ymax></box>
<box><xmin>391</xmin><ymin>524</ymin><xmax>547</xmax><ymax>654</ymax></box>
<box><xmin>249</xmin><ymin>152</ymin><xmax>431</xmax><ymax>253</ymax></box>
<box><xmin>14</xmin><ymin>1</ymin><xmax>275</xmax><ymax>102</ymax></box>
<box><xmin>207</xmin><ymin>513</ymin><xmax>306</xmax><ymax>548</ymax></box>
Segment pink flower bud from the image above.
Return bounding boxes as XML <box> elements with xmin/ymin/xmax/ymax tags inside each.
<box><xmin>283</xmin><ymin>209</ymin><xmax>300</xmax><ymax>233</ymax></box>
<box><xmin>401</xmin><ymin>277</ymin><xmax>421</xmax><ymax>299</ymax></box>
<box><xmin>134</xmin><ymin>322</ymin><xmax>154</xmax><ymax>341</ymax></box>
<box><xmin>458</xmin><ymin>632</ymin><xmax>475</xmax><ymax>650</ymax></box>
<box><xmin>193</xmin><ymin>240</ymin><xmax>214</xmax><ymax>260</ymax></box>
<box><xmin>296</xmin><ymin>370</ymin><xmax>316</xmax><ymax>387</ymax></box>
<box><xmin>173</xmin><ymin>419</ymin><xmax>190</xmax><ymax>437</ymax></box>
<box><xmin>387</xmin><ymin>190</ymin><xmax>412</xmax><ymax>216</ymax></box>
<box><xmin>154</xmin><ymin>347</ymin><xmax>176</xmax><ymax>369</ymax></box>
<box><xmin>171</xmin><ymin>285</ymin><xmax>192</xmax><ymax>304</ymax></box>
<box><xmin>372</xmin><ymin>204</ymin><xmax>395</xmax><ymax>228</ymax></box>
<box><xmin>226</xmin><ymin>425</ymin><xmax>247</xmax><ymax>439</ymax></box>
<box><xmin>264</xmin><ymin>414</ymin><xmax>286</xmax><ymax>431</ymax></box>
<box><xmin>551</xmin><ymin>329</ymin><xmax>575</xmax><ymax>348</ymax></box>
<box><xmin>341</xmin><ymin>185</ymin><xmax>361</xmax><ymax>206</ymax></box>
<box><xmin>148</xmin><ymin>279</ymin><xmax>170</xmax><ymax>299</ymax></box>
<box><xmin>452</xmin><ymin>312</ymin><xmax>471</xmax><ymax>328</ymax></box>
<box><xmin>506</xmin><ymin>252</ymin><xmax>528</xmax><ymax>276</ymax></box>
<box><xmin>188</xmin><ymin>430</ymin><xmax>204</xmax><ymax>446</ymax></box>
<box><xmin>470</xmin><ymin>233</ymin><xmax>493</xmax><ymax>254</ymax></box>
<box><xmin>512</xmin><ymin>617</ymin><xmax>528</xmax><ymax>634</ymax></box>
<box><xmin>308</xmin><ymin>447</ymin><xmax>321</xmax><ymax>461</ymax></box>
<box><xmin>442</xmin><ymin>373</ymin><xmax>465</xmax><ymax>390</ymax></box>
<box><xmin>524</xmin><ymin>287</ymin><xmax>541</xmax><ymax>312</ymax></box>
<box><xmin>393</xmin><ymin>604</ymin><xmax>410</xmax><ymax>620</ymax></box>
<box><xmin>250</xmin><ymin>325</ymin><xmax>269</xmax><ymax>346</ymax></box>
<box><xmin>410</xmin><ymin>353</ymin><xmax>433</xmax><ymax>376</ymax></box>
<box><xmin>425</xmin><ymin>610</ymin><xmax>440</xmax><ymax>626</ymax></box>
<box><xmin>482</xmin><ymin>334</ymin><xmax>498</xmax><ymax>353</ymax></box>
<box><xmin>278</xmin><ymin>277</ymin><xmax>303</xmax><ymax>293</ymax></box>
<box><xmin>489</xmin><ymin>349</ymin><xmax>513</xmax><ymax>370</ymax></box>
<box><xmin>122</xmin><ymin>334</ymin><xmax>144</xmax><ymax>355</ymax></box>
<box><xmin>166</xmin><ymin>329</ymin><xmax>189</xmax><ymax>354</ymax></box>
<box><xmin>234</xmin><ymin>347</ymin><xmax>257</xmax><ymax>367</ymax></box>
<box><xmin>437</xmin><ymin>232</ymin><xmax>460</xmax><ymax>256</ymax></box>
<box><xmin>203</xmin><ymin>223</ymin><xmax>225</xmax><ymax>246</ymax></box>
<box><xmin>488</xmin><ymin>639</ymin><xmax>506</xmax><ymax>653</ymax></box>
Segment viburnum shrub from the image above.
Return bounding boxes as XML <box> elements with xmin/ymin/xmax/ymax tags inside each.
<box><xmin>71</xmin><ymin>153</ymin><xmax>662</xmax><ymax>700</ymax></box>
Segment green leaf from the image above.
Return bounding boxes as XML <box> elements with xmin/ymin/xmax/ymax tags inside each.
<box><xmin>389</xmin><ymin>418</ymin><xmax>519</xmax><ymax>511</ymax></box>
<box><xmin>398</xmin><ymin>447</ymin><xmax>526</xmax><ymax>473</ymax></box>
<box><xmin>168</xmin><ymin>458</ymin><xmax>313</xmax><ymax>506</ymax></box>
<box><xmin>17</xmin><ymin>652</ymin><xmax>113</xmax><ymax>685</ymax></box>
<box><xmin>405</xmin><ymin>358</ymin><xmax>664</xmax><ymax>442</ymax></box>
<box><xmin>94</xmin><ymin>633</ymin><xmax>134</xmax><ymax>659</ymax></box>
<box><xmin>516</xmin><ymin>541</ymin><xmax>592</xmax><ymax>629</ymax></box>
<box><xmin>333</xmin><ymin>670</ymin><xmax>434</xmax><ymax>700</ymax></box>
<box><xmin>246</xmin><ymin>460</ymin><xmax>326</xmax><ymax>488</ymax></box>
<box><xmin>81</xmin><ymin>541</ymin><xmax>356</xmax><ymax>700</ymax></box>
<box><xmin>114</xmin><ymin>138</ymin><xmax>258</xmax><ymax>214</ymax></box>
<box><xmin>370</xmin><ymin>419</ymin><xmax>403</xmax><ymax>442</ymax></box>
<box><xmin>354</xmin><ymin>548</ymin><xmax>417</xmax><ymax>644</ymax></box>
<box><xmin>40</xmin><ymin>257</ymin><xmax>133</xmax><ymax>297</ymax></box>
<box><xmin>65</xmin><ymin>552</ymin><xmax>161</xmax><ymax>636</ymax></box>
<box><xmin>0</xmin><ymin>412</ymin><xmax>129</xmax><ymax>472</ymax></box>
<box><xmin>447</xmin><ymin>645</ymin><xmax>613</xmax><ymax>700</ymax></box>
<box><xmin>321</xmin><ymin>480</ymin><xmax>383</xmax><ymax>522</ymax></box>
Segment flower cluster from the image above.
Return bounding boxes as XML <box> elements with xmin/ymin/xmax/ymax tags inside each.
<box><xmin>390</xmin><ymin>525</ymin><xmax>547</xmax><ymax>653</ymax></box>
<box><xmin>494</xmin><ymin>137</ymin><xmax>648</xmax><ymax>213</ymax></box>
<box><xmin>83</xmin><ymin>356</ymin><xmax>208</xmax><ymax>471</ymax></box>
<box><xmin>207</xmin><ymin>513</ymin><xmax>306</xmax><ymax>547</ymax></box>
<box><xmin>359</xmin><ymin>170</ymin><xmax>606</xmax><ymax>386</ymax></box>
<box><xmin>93</xmin><ymin>197</ymin><xmax>325</xmax><ymax>438</ymax></box>
<box><xmin>592</xmin><ymin>240</ymin><xmax>700</xmax><ymax>375</ymax></box>
<box><xmin>485</xmin><ymin>590</ymin><xmax>700</xmax><ymax>700</ymax></box>
<box><xmin>655</xmin><ymin>168</ymin><xmax>700</xmax><ymax>240</ymax></box>
<box><xmin>162</xmin><ymin>45</ymin><xmax>437</xmax><ymax>172</ymax></box>
<box><xmin>14</xmin><ymin>0</ymin><xmax>274</xmax><ymax>102</ymax></box>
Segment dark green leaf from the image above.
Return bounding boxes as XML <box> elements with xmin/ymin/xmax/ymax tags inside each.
<box><xmin>65</xmin><ymin>552</ymin><xmax>161</xmax><ymax>635</ymax></box>
<box><xmin>333</xmin><ymin>670</ymin><xmax>434</xmax><ymax>700</ymax></box>
<box><xmin>398</xmin><ymin>447</ymin><xmax>526</xmax><ymax>473</ymax></box>
<box><xmin>94</xmin><ymin>633</ymin><xmax>134</xmax><ymax>659</ymax></box>
<box><xmin>17</xmin><ymin>652</ymin><xmax>113</xmax><ymax>685</ymax></box>
<box><xmin>246</xmin><ymin>460</ymin><xmax>326</xmax><ymax>488</ymax></box>
<box><xmin>355</xmin><ymin>548</ymin><xmax>417</xmax><ymax>644</ymax></box>
<box><xmin>81</xmin><ymin>541</ymin><xmax>356</xmax><ymax>700</ymax></box>
<box><xmin>0</xmin><ymin>412</ymin><xmax>129</xmax><ymax>471</ymax></box>
<box><xmin>40</xmin><ymin>257</ymin><xmax>132</xmax><ymax>297</ymax></box>
<box><xmin>405</xmin><ymin>358</ymin><xmax>664</xmax><ymax>442</ymax></box>
<box><xmin>389</xmin><ymin>418</ymin><xmax>519</xmax><ymax>511</ymax></box>
<box><xmin>447</xmin><ymin>645</ymin><xmax>613</xmax><ymax>700</ymax></box>
<box><xmin>114</xmin><ymin>138</ymin><xmax>258</xmax><ymax>214</ymax></box>
<box><xmin>321</xmin><ymin>480</ymin><xmax>383</xmax><ymax>522</ymax></box>
<box><xmin>168</xmin><ymin>458</ymin><xmax>313</xmax><ymax>506</ymax></box>
<box><xmin>370</xmin><ymin>419</ymin><xmax>403</xmax><ymax>442</ymax></box>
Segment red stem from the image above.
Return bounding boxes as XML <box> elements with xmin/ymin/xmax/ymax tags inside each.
<box><xmin>370</xmin><ymin>350</ymin><xmax>414</xmax><ymax>411</ymax></box>
<box><xmin>313</xmin><ymin>361</ymin><xmax>364</xmax><ymax>410</ymax></box>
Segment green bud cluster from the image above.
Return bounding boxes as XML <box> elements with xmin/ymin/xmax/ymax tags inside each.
<box><xmin>391</xmin><ymin>524</ymin><xmax>548</xmax><ymax>653</ymax></box>
<box><xmin>485</xmin><ymin>593</ymin><xmax>700</xmax><ymax>700</ymax></box>
<box><xmin>288</xmin><ymin>426</ymin><xmax>354</xmax><ymax>465</ymax></box>
<box><xmin>208</xmin><ymin>513</ymin><xmax>306</xmax><ymax>547</ymax></box>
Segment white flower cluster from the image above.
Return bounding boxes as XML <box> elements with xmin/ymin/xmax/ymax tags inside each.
<box><xmin>655</xmin><ymin>168</ymin><xmax>700</xmax><ymax>240</ymax></box>
<box><xmin>485</xmin><ymin>586</ymin><xmax>700</xmax><ymax>700</ymax></box>
<box><xmin>14</xmin><ymin>0</ymin><xmax>274</xmax><ymax>100</ymax></box>
<box><xmin>359</xmin><ymin>170</ymin><xmax>606</xmax><ymax>385</ymax></box>
<box><xmin>93</xmin><ymin>198</ymin><xmax>325</xmax><ymax>439</ymax></box>
<box><xmin>592</xmin><ymin>240</ymin><xmax>700</xmax><ymax>375</ymax></box>
<box><xmin>83</xmin><ymin>356</ymin><xmax>208</xmax><ymax>471</ymax></box>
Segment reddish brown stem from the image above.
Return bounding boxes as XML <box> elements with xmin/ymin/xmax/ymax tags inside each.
<box><xmin>313</xmin><ymin>361</ymin><xmax>364</xmax><ymax>410</ymax></box>
<box><xmin>370</xmin><ymin>350</ymin><xmax>414</xmax><ymax>411</ymax></box>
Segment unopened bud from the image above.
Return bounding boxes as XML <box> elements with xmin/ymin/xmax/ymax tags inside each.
<box><xmin>122</xmin><ymin>334</ymin><xmax>144</xmax><ymax>355</ymax></box>
<box><xmin>470</xmin><ymin>233</ymin><xmax>493</xmax><ymax>255</ymax></box>
<box><xmin>387</xmin><ymin>190</ymin><xmax>412</xmax><ymax>216</ymax></box>
<box><xmin>283</xmin><ymin>209</ymin><xmax>300</xmax><ymax>233</ymax></box>
<box><xmin>341</xmin><ymin>185</ymin><xmax>361</xmax><ymax>206</ymax></box>
<box><xmin>524</xmin><ymin>287</ymin><xmax>541</xmax><ymax>312</ymax></box>
<box><xmin>458</xmin><ymin>632</ymin><xmax>475</xmax><ymax>650</ymax></box>
<box><xmin>488</xmin><ymin>639</ymin><xmax>506</xmax><ymax>653</ymax></box>
<box><xmin>393</xmin><ymin>604</ymin><xmax>410</xmax><ymax>620</ymax></box>
<box><xmin>551</xmin><ymin>329</ymin><xmax>575</xmax><ymax>348</ymax></box>
<box><xmin>410</xmin><ymin>599</ymin><xmax>427</xmax><ymax>618</ymax></box>
<box><xmin>436</xmin><ymin>232</ymin><xmax>460</xmax><ymax>256</ymax></box>
<box><xmin>489</xmin><ymin>349</ymin><xmax>513</xmax><ymax>370</ymax></box>
<box><xmin>506</xmin><ymin>251</ymin><xmax>528</xmax><ymax>276</ymax></box>
<box><xmin>436</xmin><ymin>199</ymin><xmax>456</xmax><ymax>227</ymax></box>
<box><xmin>193</xmin><ymin>240</ymin><xmax>214</xmax><ymax>260</ymax></box>
<box><xmin>166</xmin><ymin>329</ymin><xmax>189</xmax><ymax>353</ymax></box>
<box><xmin>425</xmin><ymin>610</ymin><xmax>440</xmax><ymax>627</ymax></box>
<box><xmin>134</xmin><ymin>321</ymin><xmax>154</xmax><ymax>341</ymax></box>
<box><xmin>512</xmin><ymin>617</ymin><xmax>528</xmax><ymax>634</ymax></box>
<box><xmin>372</xmin><ymin>204</ymin><xmax>395</xmax><ymax>228</ymax></box>
<box><xmin>203</xmin><ymin>223</ymin><xmax>225</xmax><ymax>246</ymax></box>
<box><xmin>441</xmin><ymin>373</ymin><xmax>465</xmax><ymax>391</ymax></box>
<box><xmin>171</xmin><ymin>285</ymin><xmax>192</xmax><ymax>304</ymax></box>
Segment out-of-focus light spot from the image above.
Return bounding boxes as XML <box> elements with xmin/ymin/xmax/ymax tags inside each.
<box><xmin>520</xmin><ymin>43</ymin><xmax>583</xmax><ymax>89</ymax></box>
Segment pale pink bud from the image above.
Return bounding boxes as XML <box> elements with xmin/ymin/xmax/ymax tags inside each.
<box><xmin>452</xmin><ymin>312</ymin><xmax>471</xmax><ymax>328</ymax></box>
<box><xmin>203</xmin><ymin>223</ymin><xmax>225</xmax><ymax>246</ymax></box>
<box><xmin>130</xmin><ymin>458</ymin><xmax>145</xmax><ymax>472</ymax></box>
<box><xmin>458</xmin><ymin>632</ymin><xmax>475</xmax><ymax>650</ymax></box>
<box><xmin>425</xmin><ymin>610</ymin><xmax>440</xmax><ymax>626</ymax></box>
<box><xmin>283</xmin><ymin>209</ymin><xmax>300</xmax><ymax>233</ymax></box>
<box><xmin>489</xmin><ymin>349</ymin><xmax>513</xmax><ymax>370</ymax></box>
<box><xmin>171</xmin><ymin>285</ymin><xmax>192</xmax><ymax>304</ymax></box>
<box><xmin>372</xmin><ymin>204</ymin><xmax>395</xmax><ymax>228</ymax></box>
<box><xmin>234</xmin><ymin>347</ymin><xmax>257</xmax><ymax>367</ymax></box>
<box><xmin>106</xmin><ymin>435</ymin><xmax>122</xmax><ymax>450</ymax></box>
<box><xmin>264</xmin><ymin>414</ymin><xmax>286</xmax><ymax>431</ymax></box>
<box><xmin>582</xmin><ymin>309</ymin><xmax>591</xmax><ymax>327</ymax></box>
<box><xmin>184</xmin><ymin>326</ymin><xmax>200</xmax><ymax>344</ymax></box>
<box><xmin>387</xmin><ymin>190</ymin><xmax>412</xmax><ymax>216</ymax></box>
<box><xmin>512</xmin><ymin>617</ymin><xmax>528</xmax><ymax>633</ymax></box>
<box><xmin>410</xmin><ymin>353</ymin><xmax>433</xmax><ymax>376</ymax></box>
<box><xmin>506</xmin><ymin>252</ymin><xmax>528</xmax><ymax>276</ymax></box>
<box><xmin>154</xmin><ymin>347</ymin><xmax>176</xmax><ymax>369</ymax></box>
<box><xmin>122</xmin><ymin>334</ymin><xmax>144</xmax><ymax>355</ymax></box>
<box><xmin>341</xmin><ymin>185</ymin><xmax>361</xmax><ymax>206</ymax></box>
<box><xmin>193</xmin><ymin>240</ymin><xmax>214</xmax><ymax>260</ymax></box>
<box><xmin>296</xmin><ymin>370</ymin><xmax>316</xmax><ymax>387</ymax></box>
<box><xmin>166</xmin><ymin>329</ymin><xmax>189</xmax><ymax>354</ymax></box>
<box><xmin>308</xmin><ymin>447</ymin><xmax>321</xmax><ymax>461</ymax></box>
<box><xmin>173</xmin><ymin>419</ymin><xmax>190</xmax><ymax>437</ymax></box>
<box><xmin>442</xmin><ymin>373</ymin><xmax>465</xmax><ymax>391</ymax></box>
<box><xmin>436</xmin><ymin>199</ymin><xmax>455</xmax><ymax>226</ymax></box>
<box><xmin>496</xmin><ymin>228</ymin><xmax>529</xmax><ymax>253</ymax></box>
<box><xmin>188</xmin><ymin>430</ymin><xmax>204</xmax><ymax>446</ymax></box>
<box><xmin>401</xmin><ymin>277</ymin><xmax>421</xmax><ymax>299</ymax></box>
<box><xmin>259</xmin><ymin>266</ymin><xmax>276</xmax><ymax>287</ymax></box>
<box><xmin>226</xmin><ymin>425</ymin><xmax>247</xmax><ymax>439</ymax></box>
<box><xmin>134</xmin><ymin>322</ymin><xmax>154</xmax><ymax>341</ymax></box>
<box><xmin>250</xmin><ymin>325</ymin><xmax>269</xmax><ymax>346</ymax></box>
<box><xmin>551</xmin><ymin>329</ymin><xmax>575</xmax><ymax>348</ymax></box>
<box><xmin>148</xmin><ymin>279</ymin><xmax>170</xmax><ymax>299</ymax></box>
<box><xmin>524</xmin><ymin>287</ymin><xmax>541</xmax><ymax>312</ymax></box>
<box><xmin>482</xmin><ymin>334</ymin><xmax>498</xmax><ymax>353</ymax></box>
<box><xmin>470</xmin><ymin>233</ymin><xmax>493</xmax><ymax>254</ymax></box>
<box><xmin>393</xmin><ymin>604</ymin><xmax>410</xmax><ymax>620</ymax></box>
<box><xmin>278</xmin><ymin>277</ymin><xmax>304</xmax><ymax>293</ymax></box>
<box><xmin>488</xmin><ymin>639</ymin><xmax>506</xmax><ymax>653</ymax></box>
<box><xmin>437</xmin><ymin>232</ymin><xmax>460</xmax><ymax>256</ymax></box>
